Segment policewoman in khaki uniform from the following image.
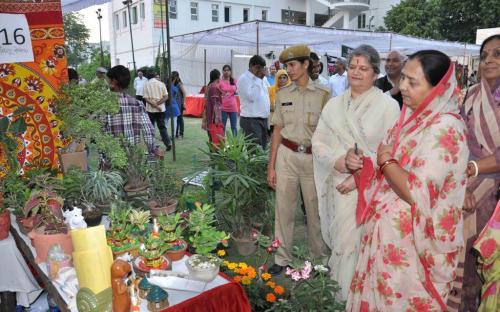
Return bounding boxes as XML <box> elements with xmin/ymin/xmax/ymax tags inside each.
<box><xmin>267</xmin><ymin>45</ymin><xmax>330</xmax><ymax>275</ymax></box>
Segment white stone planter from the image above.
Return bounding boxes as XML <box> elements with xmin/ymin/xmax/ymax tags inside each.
<box><xmin>185</xmin><ymin>255</ymin><xmax>220</xmax><ymax>282</ymax></box>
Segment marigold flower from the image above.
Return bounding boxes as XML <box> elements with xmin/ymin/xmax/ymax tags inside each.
<box><xmin>227</xmin><ymin>263</ymin><xmax>237</xmax><ymax>270</ymax></box>
<box><xmin>223</xmin><ymin>260</ymin><xmax>229</xmax><ymax>267</ymax></box>
<box><xmin>233</xmin><ymin>276</ymin><xmax>242</xmax><ymax>283</ymax></box>
<box><xmin>266</xmin><ymin>281</ymin><xmax>276</xmax><ymax>289</ymax></box>
<box><xmin>274</xmin><ymin>285</ymin><xmax>285</xmax><ymax>295</ymax></box>
<box><xmin>266</xmin><ymin>293</ymin><xmax>276</xmax><ymax>302</ymax></box>
<box><xmin>247</xmin><ymin>267</ymin><xmax>257</xmax><ymax>279</ymax></box>
<box><xmin>261</xmin><ymin>273</ymin><xmax>272</xmax><ymax>281</ymax></box>
<box><xmin>217</xmin><ymin>249</ymin><xmax>226</xmax><ymax>257</ymax></box>
<box><xmin>241</xmin><ymin>276</ymin><xmax>252</xmax><ymax>285</ymax></box>
<box><xmin>238</xmin><ymin>262</ymin><xmax>248</xmax><ymax>269</ymax></box>
<box><xmin>239</xmin><ymin>267</ymin><xmax>249</xmax><ymax>275</ymax></box>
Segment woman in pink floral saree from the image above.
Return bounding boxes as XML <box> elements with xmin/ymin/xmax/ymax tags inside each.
<box><xmin>346</xmin><ymin>50</ymin><xmax>469</xmax><ymax>311</ymax></box>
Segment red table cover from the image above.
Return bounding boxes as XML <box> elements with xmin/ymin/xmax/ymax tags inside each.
<box><xmin>163</xmin><ymin>280</ymin><xmax>251</xmax><ymax>312</ymax></box>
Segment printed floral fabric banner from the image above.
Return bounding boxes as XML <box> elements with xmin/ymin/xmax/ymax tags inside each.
<box><xmin>0</xmin><ymin>0</ymin><xmax>66</xmax><ymax>175</ymax></box>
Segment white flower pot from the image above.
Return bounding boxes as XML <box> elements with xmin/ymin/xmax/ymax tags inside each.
<box><xmin>185</xmin><ymin>255</ymin><xmax>220</xmax><ymax>282</ymax></box>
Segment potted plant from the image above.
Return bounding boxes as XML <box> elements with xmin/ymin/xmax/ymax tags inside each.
<box><xmin>107</xmin><ymin>200</ymin><xmax>139</xmax><ymax>257</ymax></box>
<box><xmin>23</xmin><ymin>174</ymin><xmax>73</xmax><ymax>263</ymax></box>
<box><xmin>0</xmin><ymin>170</ymin><xmax>31</xmax><ymax>235</ymax></box>
<box><xmin>206</xmin><ymin>133</ymin><xmax>271</xmax><ymax>255</ymax></box>
<box><xmin>139</xmin><ymin>234</ymin><xmax>167</xmax><ymax>269</ymax></box>
<box><xmin>55</xmin><ymin>82</ymin><xmax>127</xmax><ymax>170</ymax></box>
<box><xmin>129</xmin><ymin>209</ymin><xmax>151</xmax><ymax>236</ymax></box>
<box><xmin>83</xmin><ymin>170</ymin><xmax>124</xmax><ymax>213</ymax></box>
<box><xmin>122</xmin><ymin>144</ymin><xmax>150</xmax><ymax>198</ymax></box>
<box><xmin>61</xmin><ymin>167</ymin><xmax>103</xmax><ymax>226</ymax></box>
<box><xmin>148</xmin><ymin>160</ymin><xmax>180</xmax><ymax>216</ymax></box>
<box><xmin>185</xmin><ymin>203</ymin><xmax>229</xmax><ymax>282</ymax></box>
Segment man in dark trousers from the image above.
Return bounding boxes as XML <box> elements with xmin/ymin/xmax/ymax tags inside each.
<box><xmin>375</xmin><ymin>51</ymin><xmax>405</xmax><ymax>109</ymax></box>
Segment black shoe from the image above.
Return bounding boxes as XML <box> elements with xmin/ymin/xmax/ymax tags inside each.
<box><xmin>268</xmin><ymin>264</ymin><xmax>285</xmax><ymax>275</ymax></box>
<box><xmin>166</xmin><ymin>144</ymin><xmax>172</xmax><ymax>151</ymax></box>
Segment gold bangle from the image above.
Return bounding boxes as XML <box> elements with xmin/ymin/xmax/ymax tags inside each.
<box><xmin>379</xmin><ymin>159</ymin><xmax>399</xmax><ymax>173</ymax></box>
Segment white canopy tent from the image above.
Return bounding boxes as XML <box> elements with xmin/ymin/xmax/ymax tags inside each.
<box><xmin>61</xmin><ymin>0</ymin><xmax>109</xmax><ymax>13</ymax></box>
<box><xmin>170</xmin><ymin>21</ymin><xmax>480</xmax><ymax>93</ymax></box>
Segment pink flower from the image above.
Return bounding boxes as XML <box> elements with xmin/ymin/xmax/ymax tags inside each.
<box><xmin>291</xmin><ymin>271</ymin><xmax>302</xmax><ymax>281</ymax></box>
<box><xmin>301</xmin><ymin>261</ymin><xmax>312</xmax><ymax>279</ymax></box>
<box><xmin>251</xmin><ymin>229</ymin><xmax>259</xmax><ymax>239</ymax></box>
<box><xmin>285</xmin><ymin>267</ymin><xmax>293</xmax><ymax>276</ymax></box>
<box><xmin>271</xmin><ymin>239</ymin><xmax>280</xmax><ymax>248</ymax></box>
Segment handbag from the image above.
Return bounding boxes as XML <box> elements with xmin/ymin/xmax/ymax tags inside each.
<box><xmin>208</xmin><ymin>123</ymin><xmax>224</xmax><ymax>145</ymax></box>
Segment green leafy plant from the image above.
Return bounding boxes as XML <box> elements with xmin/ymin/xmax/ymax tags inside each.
<box><xmin>268</xmin><ymin>246</ymin><xmax>346</xmax><ymax>312</ymax></box>
<box><xmin>187</xmin><ymin>203</ymin><xmax>229</xmax><ymax>258</ymax></box>
<box><xmin>157</xmin><ymin>213</ymin><xmax>181</xmax><ymax>232</ymax></box>
<box><xmin>148</xmin><ymin>160</ymin><xmax>180</xmax><ymax>206</ymax></box>
<box><xmin>23</xmin><ymin>174</ymin><xmax>66</xmax><ymax>233</ymax></box>
<box><xmin>206</xmin><ymin>133</ymin><xmax>271</xmax><ymax>238</ymax></box>
<box><xmin>1</xmin><ymin>171</ymin><xmax>30</xmax><ymax>215</ymax></box>
<box><xmin>83</xmin><ymin>170</ymin><xmax>124</xmax><ymax>205</ymax></box>
<box><xmin>129</xmin><ymin>209</ymin><xmax>151</xmax><ymax>231</ymax></box>
<box><xmin>108</xmin><ymin>200</ymin><xmax>134</xmax><ymax>242</ymax></box>
<box><xmin>122</xmin><ymin>144</ymin><xmax>150</xmax><ymax>190</ymax></box>
<box><xmin>55</xmin><ymin>82</ymin><xmax>127</xmax><ymax>168</ymax></box>
<box><xmin>61</xmin><ymin>167</ymin><xmax>86</xmax><ymax>207</ymax></box>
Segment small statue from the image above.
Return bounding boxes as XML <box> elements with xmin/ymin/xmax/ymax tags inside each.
<box><xmin>63</xmin><ymin>207</ymin><xmax>87</xmax><ymax>230</ymax></box>
<box><xmin>111</xmin><ymin>259</ymin><xmax>131</xmax><ymax>312</ymax></box>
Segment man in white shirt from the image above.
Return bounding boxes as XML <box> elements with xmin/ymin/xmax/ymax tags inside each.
<box><xmin>143</xmin><ymin>72</ymin><xmax>171</xmax><ymax>151</ymax></box>
<box><xmin>237</xmin><ymin>55</ymin><xmax>271</xmax><ymax>148</ymax></box>
<box><xmin>134</xmin><ymin>70</ymin><xmax>147</xmax><ymax>105</ymax></box>
<box><xmin>328</xmin><ymin>58</ymin><xmax>348</xmax><ymax>97</ymax></box>
<box><xmin>309</xmin><ymin>52</ymin><xmax>329</xmax><ymax>87</ymax></box>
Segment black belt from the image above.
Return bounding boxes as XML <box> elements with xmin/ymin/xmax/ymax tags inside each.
<box><xmin>241</xmin><ymin>116</ymin><xmax>267</xmax><ymax>120</ymax></box>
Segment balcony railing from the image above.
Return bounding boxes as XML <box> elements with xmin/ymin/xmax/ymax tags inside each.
<box><xmin>329</xmin><ymin>0</ymin><xmax>370</xmax><ymax>4</ymax></box>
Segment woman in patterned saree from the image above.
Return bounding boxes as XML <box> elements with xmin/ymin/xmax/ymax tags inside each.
<box><xmin>451</xmin><ymin>34</ymin><xmax>500</xmax><ymax>312</ymax></box>
<box><xmin>346</xmin><ymin>50</ymin><xmax>469</xmax><ymax>311</ymax></box>
<box><xmin>312</xmin><ymin>44</ymin><xmax>400</xmax><ymax>300</ymax></box>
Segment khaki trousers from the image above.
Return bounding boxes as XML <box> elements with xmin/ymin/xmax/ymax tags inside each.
<box><xmin>274</xmin><ymin>144</ymin><xmax>328</xmax><ymax>265</ymax></box>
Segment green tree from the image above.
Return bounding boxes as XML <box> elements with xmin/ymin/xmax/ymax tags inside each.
<box><xmin>78</xmin><ymin>47</ymin><xmax>111</xmax><ymax>82</ymax></box>
<box><xmin>63</xmin><ymin>13</ymin><xmax>90</xmax><ymax>67</ymax></box>
<box><xmin>385</xmin><ymin>0</ymin><xmax>500</xmax><ymax>43</ymax></box>
<box><xmin>384</xmin><ymin>0</ymin><xmax>443</xmax><ymax>40</ymax></box>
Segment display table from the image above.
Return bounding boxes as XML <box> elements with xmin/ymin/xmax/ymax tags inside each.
<box><xmin>0</xmin><ymin>232</ymin><xmax>43</xmax><ymax>310</ymax></box>
<box><xmin>184</xmin><ymin>95</ymin><xmax>240</xmax><ymax>117</ymax></box>
<box><xmin>8</xmin><ymin>214</ymin><xmax>251</xmax><ymax>312</ymax></box>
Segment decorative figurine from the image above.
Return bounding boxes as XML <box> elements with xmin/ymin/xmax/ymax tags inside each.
<box><xmin>63</xmin><ymin>207</ymin><xmax>87</xmax><ymax>230</ymax></box>
<box><xmin>138</xmin><ymin>277</ymin><xmax>153</xmax><ymax>299</ymax></box>
<box><xmin>146</xmin><ymin>286</ymin><xmax>169</xmax><ymax>312</ymax></box>
<box><xmin>111</xmin><ymin>259</ymin><xmax>131</xmax><ymax>312</ymax></box>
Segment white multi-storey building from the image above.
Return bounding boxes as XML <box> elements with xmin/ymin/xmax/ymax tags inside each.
<box><xmin>108</xmin><ymin>0</ymin><xmax>400</xmax><ymax>68</ymax></box>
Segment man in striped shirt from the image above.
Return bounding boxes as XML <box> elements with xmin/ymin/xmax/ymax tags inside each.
<box><xmin>105</xmin><ymin>65</ymin><xmax>158</xmax><ymax>154</ymax></box>
<box><xmin>143</xmin><ymin>72</ymin><xmax>172</xmax><ymax>151</ymax></box>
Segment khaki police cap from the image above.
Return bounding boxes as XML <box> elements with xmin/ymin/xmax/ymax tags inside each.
<box><xmin>279</xmin><ymin>45</ymin><xmax>311</xmax><ymax>64</ymax></box>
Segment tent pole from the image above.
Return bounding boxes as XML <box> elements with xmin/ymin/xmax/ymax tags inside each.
<box><xmin>389</xmin><ymin>33</ymin><xmax>393</xmax><ymax>51</ymax></box>
<box><xmin>230</xmin><ymin>49</ymin><xmax>233</xmax><ymax>69</ymax></box>
<box><xmin>164</xmin><ymin>0</ymin><xmax>175</xmax><ymax>161</ymax></box>
<box><xmin>204</xmin><ymin>49</ymin><xmax>207</xmax><ymax>87</ymax></box>
<box><xmin>256</xmin><ymin>21</ymin><xmax>260</xmax><ymax>55</ymax></box>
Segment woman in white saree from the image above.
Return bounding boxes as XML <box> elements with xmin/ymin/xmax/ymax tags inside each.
<box><xmin>312</xmin><ymin>45</ymin><xmax>400</xmax><ymax>300</ymax></box>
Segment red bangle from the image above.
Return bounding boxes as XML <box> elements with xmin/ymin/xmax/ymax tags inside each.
<box><xmin>379</xmin><ymin>159</ymin><xmax>398</xmax><ymax>173</ymax></box>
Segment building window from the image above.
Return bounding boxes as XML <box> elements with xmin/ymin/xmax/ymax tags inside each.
<box><xmin>140</xmin><ymin>2</ymin><xmax>145</xmax><ymax>19</ymax></box>
<box><xmin>243</xmin><ymin>8</ymin><xmax>249</xmax><ymax>22</ymax></box>
<box><xmin>281</xmin><ymin>9</ymin><xmax>306</xmax><ymax>25</ymax></box>
<box><xmin>190</xmin><ymin>2</ymin><xmax>198</xmax><ymax>21</ymax></box>
<box><xmin>122</xmin><ymin>11</ymin><xmax>127</xmax><ymax>28</ymax></box>
<box><xmin>131</xmin><ymin>6</ymin><xmax>138</xmax><ymax>24</ymax></box>
<box><xmin>224</xmin><ymin>6</ymin><xmax>230</xmax><ymax>22</ymax></box>
<box><xmin>358</xmin><ymin>14</ymin><xmax>366</xmax><ymax>29</ymax></box>
<box><xmin>261</xmin><ymin>10</ymin><xmax>267</xmax><ymax>21</ymax></box>
<box><xmin>114</xmin><ymin>13</ymin><xmax>120</xmax><ymax>30</ymax></box>
<box><xmin>169</xmin><ymin>0</ymin><xmax>177</xmax><ymax>19</ymax></box>
<box><xmin>212</xmin><ymin>4</ymin><xmax>219</xmax><ymax>22</ymax></box>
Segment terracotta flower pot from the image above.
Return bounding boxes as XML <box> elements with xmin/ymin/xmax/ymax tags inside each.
<box><xmin>59</xmin><ymin>151</ymin><xmax>88</xmax><ymax>172</ymax></box>
<box><xmin>232</xmin><ymin>235</ymin><xmax>257</xmax><ymax>256</ymax></box>
<box><xmin>18</xmin><ymin>215</ymin><xmax>40</xmax><ymax>235</ymax></box>
<box><xmin>28</xmin><ymin>229</ymin><xmax>73</xmax><ymax>263</ymax></box>
<box><xmin>0</xmin><ymin>211</ymin><xmax>10</xmax><ymax>240</ymax></box>
<box><xmin>149</xmin><ymin>199</ymin><xmax>178</xmax><ymax>216</ymax></box>
<box><xmin>165</xmin><ymin>240</ymin><xmax>187</xmax><ymax>262</ymax></box>
<box><xmin>124</xmin><ymin>183</ymin><xmax>149</xmax><ymax>198</ymax></box>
